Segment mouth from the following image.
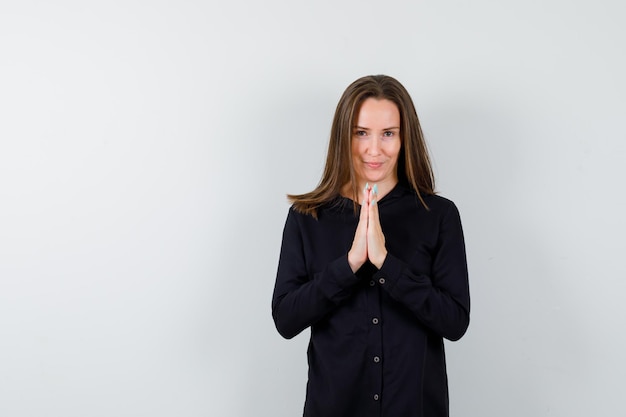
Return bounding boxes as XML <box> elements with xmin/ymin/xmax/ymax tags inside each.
<box><xmin>364</xmin><ymin>162</ymin><xmax>383</xmax><ymax>169</ymax></box>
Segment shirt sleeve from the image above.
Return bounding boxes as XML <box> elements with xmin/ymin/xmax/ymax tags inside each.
<box><xmin>374</xmin><ymin>201</ymin><xmax>470</xmax><ymax>341</ymax></box>
<box><xmin>271</xmin><ymin>208</ymin><xmax>360</xmax><ymax>339</ymax></box>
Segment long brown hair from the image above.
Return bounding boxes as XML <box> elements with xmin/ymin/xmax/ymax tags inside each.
<box><xmin>288</xmin><ymin>75</ymin><xmax>435</xmax><ymax>217</ymax></box>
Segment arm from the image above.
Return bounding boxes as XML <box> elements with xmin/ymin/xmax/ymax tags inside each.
<box><xmin>375</xmin><ymin>202</ymin><xmax>470</xmax><ymax>341</ymax></box>
<box><xmin>271</xmin><ymin>209</ymin><xmax>360</xmax><ymax>339</ymax></box>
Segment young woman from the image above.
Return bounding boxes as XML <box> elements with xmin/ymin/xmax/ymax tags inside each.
<box><xmin>272</xmin><ymin>75</ymin><xmax>470</xmax><ymax>417</ymax></box>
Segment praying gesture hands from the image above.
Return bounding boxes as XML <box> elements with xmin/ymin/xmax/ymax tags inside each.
<box><xmin>348</xmin><ymin>183</ymin><xmax>388</xmax><ymax>272</ymax></box>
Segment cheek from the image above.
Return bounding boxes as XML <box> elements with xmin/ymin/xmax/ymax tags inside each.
<box><xmin>386</xmin><ymin>142</ymin><xmax>401</xmax><ymax>160</ymax></box>
<box><xmin>351</xmin><ymin>141</ymin><xmax>364</xmax><ymax>157</ymax></box>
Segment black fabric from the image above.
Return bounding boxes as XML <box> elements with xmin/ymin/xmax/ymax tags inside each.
<box><xmin>272</xmin><ymin>183</ymin><xmax>470</xmax><ymax>417</ymax></box>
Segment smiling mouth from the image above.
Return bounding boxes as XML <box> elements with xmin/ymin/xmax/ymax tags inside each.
<box><xmin>365</xmin><ymin>162</ymin><xmax>383</xmax><ymax>169</ymax></box>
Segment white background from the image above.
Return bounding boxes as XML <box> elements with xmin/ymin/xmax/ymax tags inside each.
<box><xmin>1</xmin><ymin>1</ymin><xmax>625</xmax><ymax>416</ymax></box>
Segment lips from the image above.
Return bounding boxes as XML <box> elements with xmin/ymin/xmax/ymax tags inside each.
<box><xmin>364</xmin><ymin>162</ymin><xmax>383</xmax><ymax>169</ymax></box>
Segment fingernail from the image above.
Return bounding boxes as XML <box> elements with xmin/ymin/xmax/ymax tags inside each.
<box><xmin>373</xmin><ymin>184</ymin><xmax>378</xmax><ymax>195</ymax></box>
<box><xmin>364</xmin><ymin>182</ymin><xmax>369</xmax><ymax>192</ymax></box>
<box><xmin>371</xmin><ymin>198</ymin><xmax>377</xmax><ymax>205</ymax></box>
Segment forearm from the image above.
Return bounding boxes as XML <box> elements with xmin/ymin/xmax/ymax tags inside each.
<box><xmin>375</xmin><ymin>253</ymin><xmax>470</xmax><ymax>341</ymax></box>
<box><xmin>272</xmin><ymin>255</ymin><xmax>359</xmax><ymax>339</ymax></box>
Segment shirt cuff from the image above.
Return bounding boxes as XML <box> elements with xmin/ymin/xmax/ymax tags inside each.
<box><xmin>373</xmin><ymin>253</ymin><xmax>432</xmax><ymax>294</ymax></box>
<box><xmin>316</xmin><ymin>255</ymin><xmax>360</xmax><ymax>302</ymax></box>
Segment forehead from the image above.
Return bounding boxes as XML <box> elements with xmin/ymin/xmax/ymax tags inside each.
<box><xmin>355</xmin><ymin>98</ymin><xmax>400</xmax><ymax>126</ymax></box>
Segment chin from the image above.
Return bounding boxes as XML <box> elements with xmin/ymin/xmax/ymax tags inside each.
<box><xmin>365</xmin><ymin>174</ymin><xmax>387</xmax><ymax>183</ymax></box>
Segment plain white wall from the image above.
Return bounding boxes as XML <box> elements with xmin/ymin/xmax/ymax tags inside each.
<box><xmin>1</xmin><ymin>0</ymin><xmax>625</xmax><ymax>416</ymax></box>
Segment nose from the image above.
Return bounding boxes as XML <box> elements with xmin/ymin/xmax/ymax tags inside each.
<box><xmin>367</xmin><ymin>137</ymin><xmax>381</xmax><ymax>156</ymax></box>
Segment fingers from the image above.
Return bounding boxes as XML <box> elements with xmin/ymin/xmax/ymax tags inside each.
<box><xmin>349</xmin><ymin>183</ymin><xmax>387</xmax><ymax>271</ymax></box>
<box><xmin>367</xmin><ymin>184</ymin><xmax>387</xmax><ymax>269</ymax></box>
<box><xmin>361</xmin><ymin>183</ymin><xmax>370</xmax><ymax>221</ymax></box>
<box><xmin>369</xmin><ymin>183</ymin><xmax>378</xmax><ymax>215</ymax></box>
<box><xmin>348</xmin><ymin>183</ymin><xmax>370</xmax><ymax>273</ymax></box>
<box><xmin>368</xmin><ymin>184</ymin><xmax>381</xmax><ymax>228</ymax></box>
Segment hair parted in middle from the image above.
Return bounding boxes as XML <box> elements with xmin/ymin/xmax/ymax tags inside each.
<box><xmin>288</xmin><ymin>74</ymin><xmax>435</xmax><ymax>217</ymax></box>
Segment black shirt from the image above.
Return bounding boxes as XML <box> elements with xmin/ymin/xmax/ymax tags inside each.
<box><xmin>272</xmin><ymin>183</ymin><xmax>470</xmax><ymax>417</ymax></box>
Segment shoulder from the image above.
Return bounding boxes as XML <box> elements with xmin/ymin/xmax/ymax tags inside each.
<box><xmin>285</xmin><ymin>204</ymin><xmax>323</xmax><ymax>226</ymax></box>
<box><xmin>282</xmin><ymin>200</ymin><xmax>350</xmax><ymax>241</ymax></box>
<box><xmin>394</xmin><ymin>183</ymin><xmax>459</xmax><ymax>214</ymax></box>
<box><xmin>420</xmin><ymin>194</ymin><xmax>464</xmax><ymax>232</ymax></box>
<box><xmin>290</xmin><ymin>196</ymin><xmax>352</xmax><ymax>220</ymax></box>
<box><xmin>422</xmin><ymin>193</ymin><xmax>459</xmax><ymax>212</ymax></box>
<box><xmin>400</xmin><ymin>191</ymin><xmax>463</xmax><ymax>227</ymax></box>
<box><xmin>286</xmin><ymin>205</ymin><xmax>308</xmax><ymax>224</ymax></box>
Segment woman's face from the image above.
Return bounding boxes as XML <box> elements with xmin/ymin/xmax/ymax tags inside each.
<box><xmin>351</xmin><ymin>98</ymin><xmax>401</xmax><ymax>189</ymax></box>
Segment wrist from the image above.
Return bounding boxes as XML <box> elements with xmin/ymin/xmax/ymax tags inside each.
<box><xmin>372</xmin><ymin>251</ymin><xmax>387</xmax><ymax>269</ymax></box>
<box><xmin>347</xmin><ymin>252</ymin><xmax>365</xmax><ymax>273</ymax></box>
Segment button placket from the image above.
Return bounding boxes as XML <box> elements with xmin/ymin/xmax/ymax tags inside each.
<box><xmin>366</xmin><ymin>271</ymin><xmax>384</xmax><ymax>410</ymax></box>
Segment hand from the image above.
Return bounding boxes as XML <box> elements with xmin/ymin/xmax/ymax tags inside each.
<box><xmin>347</xmin><ymin>185</ymin><xmax>369</xmax><ymax>272</ymax></box>
<box><xmin>367</xmin><ymin>185</ymin><xmax>388</xmax><ymax>269</ymax></box>
<box><xmin>347</xmin><ymin>184</ymin><xmax>388</xmax><ymax>272</ymax></box>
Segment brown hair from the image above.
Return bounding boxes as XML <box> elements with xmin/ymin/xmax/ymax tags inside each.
<box><xmin>288</xmin><ymin>75</ymin><xmax>435</xmax><ymax>216</ymax></box>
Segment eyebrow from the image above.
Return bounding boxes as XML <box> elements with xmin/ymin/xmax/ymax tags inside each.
<box><xmin>353</xmin><ymin>126</ymin><xmax>400</xmax><ymax>130</ymax></box>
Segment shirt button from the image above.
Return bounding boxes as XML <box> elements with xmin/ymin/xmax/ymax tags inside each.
<box><xmin>369</xmin><ymin>280</ymin><xmax>375</xmax><ymax>286</ymax></box>
<box><xmin>372</xmin><ymin>318</ymin><xmax>379</xmax><ymax>325</ymax></box>
<box><xmin>378</xmin><ymin>277</ymin><xmax>386</xmax><ymax>285</ymax></box>
<box><xmin>374</xmin><ymin>394</ymin><xmax>380</xmax><ymax>401</ymax></box>
<box><xmin>374</xmin><ymin>356</ymin><xmax>380</xmax><ymax>363</ymax></box>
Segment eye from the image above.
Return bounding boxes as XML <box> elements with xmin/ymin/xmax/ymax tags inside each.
<box><xmin>382</xmin><ymin>131</ymin><xmax>395</xmax><ymax>138</ymax></box>
<box><xmin>354</xmin><ymin>130</ymin><xmax>367</xmax><ymax>137</ymax></box>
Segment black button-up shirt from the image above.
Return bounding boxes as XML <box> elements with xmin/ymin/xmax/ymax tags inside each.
<box><xmin>272</xmin><ymin>184</ymin><xmax>470</xmax><ymax>417</ymax></box>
